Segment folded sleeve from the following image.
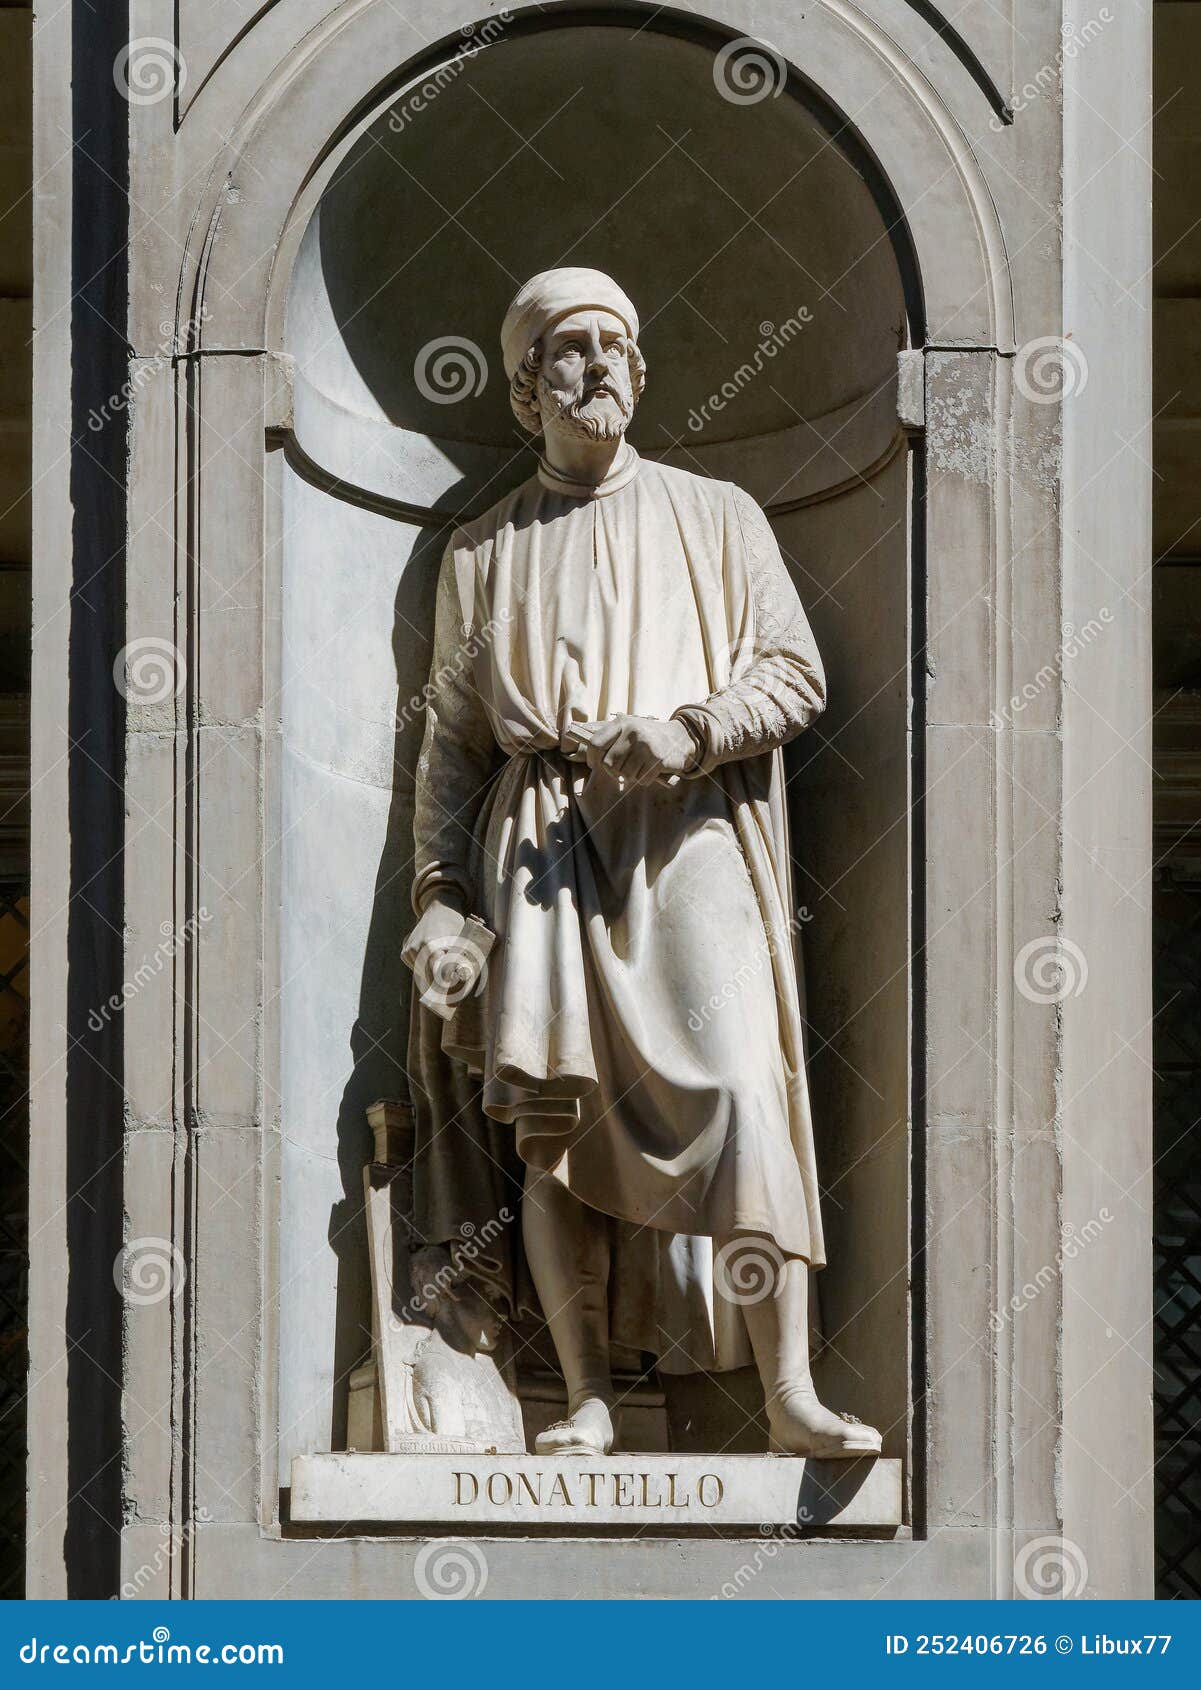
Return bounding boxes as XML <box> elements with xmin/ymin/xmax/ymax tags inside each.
<box><xmin>672</xmin><ymin>486</ymin><xmax>826</xmax><ymax>773</ymax></box>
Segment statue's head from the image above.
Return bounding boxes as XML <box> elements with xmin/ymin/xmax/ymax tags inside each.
<box><xmin>501</xmin><ymin>267</ymin><xmax>646</xmax><ymax>443</ymax></box>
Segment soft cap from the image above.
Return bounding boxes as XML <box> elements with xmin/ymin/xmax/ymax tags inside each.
<box><xmin>500</xmin><ymin>267</ymin><xmax>639</xmax><ymax>379</ymax></box>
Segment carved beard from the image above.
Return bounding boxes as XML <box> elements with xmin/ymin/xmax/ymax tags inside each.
<box><xmin>537</xmin><ymin>376</ymin><xmax>633</xmax><ymax>441</ymax></box>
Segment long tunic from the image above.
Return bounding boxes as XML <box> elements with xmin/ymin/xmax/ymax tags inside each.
<box><xmin>409</xmin><ymin>449</ymin><xmax>827</xmax><ymax>1368</ymax></box>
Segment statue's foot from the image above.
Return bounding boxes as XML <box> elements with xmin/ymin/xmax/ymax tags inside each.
<box><xmin>533</xmin><ymin>1396</ymin><xmax>615</xmax><ymax>1457</ymax></box>
<box><xmin>767</xmin><ymin>1384</ymin><xmax>882</xmax><ymax>1459</ymax></box>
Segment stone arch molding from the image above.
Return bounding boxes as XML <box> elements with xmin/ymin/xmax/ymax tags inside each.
<box><xmin>178</xmin><ymin>2</ymin><xmax>1012</xmax><ymax>127</ymax></box>
<box><xmin>180</xmin><ymin>0</ymin><xmax>1015</xmax><ymax>360</ymax></box>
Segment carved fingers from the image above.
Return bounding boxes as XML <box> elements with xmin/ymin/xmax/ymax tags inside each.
<box><xmin>400</xmin><ymin>898</ymin><xmax>467</xmax><ymax>973</ymax></box>
<box><xmin>575</xmin><ymin>716</ymin><xmax>695</xmax><ymax>786</ymax></box>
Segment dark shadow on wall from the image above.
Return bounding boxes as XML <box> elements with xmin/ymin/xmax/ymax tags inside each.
<box><xmin>901</xmin><ymin>1</ymin><xmax>1012</xmax><ymax>124</ymax></box>
<box><xmin>63</xmin><ymin>0</ymin><xmax>129</xmax><ymax>1597</ymax></box>
<box><xmin>326</xmin><ymin>513</ymin><xmax>453</xmax><ymax>1446</ymax></box>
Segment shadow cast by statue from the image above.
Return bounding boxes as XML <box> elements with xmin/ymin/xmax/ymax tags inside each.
<box><xmin>795</xmin><ymin>1454</ymin><xmax>882</xmax><ymax>1529</ymax></box>
<box><xmin>325</xmin><ymin>513</ymin><xmax>459</xmax><ymax>1448</ymax></box>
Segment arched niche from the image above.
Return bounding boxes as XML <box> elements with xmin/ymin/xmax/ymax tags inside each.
<box><xmin>275</xmin><ymin>15</ymin><xmax>913</xmax><ymax>1475</ymax></box>
<box><xmin>171</xmin><ymin>0</ymin><xmax>1014</xmax><ymax>1518</ymax></box>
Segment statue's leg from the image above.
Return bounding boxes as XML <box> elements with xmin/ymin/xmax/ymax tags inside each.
<box><xmin>522</xmin><ymin>1165</ymin><xmax>616</xmax><ymax>1455</ymax></box>
<box><xmin>733</xmin><ymin>1239</ymin><xmax>883</xmax><ymax>1459</ymax></box>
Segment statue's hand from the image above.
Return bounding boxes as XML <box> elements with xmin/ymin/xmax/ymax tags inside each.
<box><xmin>401</xmin><ymin>896</ymin><xmax>468</xmax><ymax>979</ymax></box>
<box><xmin>578</xmin><ymin>715</ymin><xmax>698</xmax><ymax>786</ymax></box>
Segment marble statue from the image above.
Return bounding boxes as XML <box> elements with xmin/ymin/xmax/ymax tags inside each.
<box><xmin>402</xmin><ymin>267</ymin><xmax>882</xmax><ymax>1461</ymax></box>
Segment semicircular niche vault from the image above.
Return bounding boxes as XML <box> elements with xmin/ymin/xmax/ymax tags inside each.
<box><xmin>286</xmin><ymin>22</ymin><xmax>906</xmax><ymax>517</ymax></box>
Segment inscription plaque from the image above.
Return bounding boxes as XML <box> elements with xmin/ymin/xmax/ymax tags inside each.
<box><xmin>289</xmin><ymin>1453</ymin><xmax>903</xmax><ymax>1530</ymax></box>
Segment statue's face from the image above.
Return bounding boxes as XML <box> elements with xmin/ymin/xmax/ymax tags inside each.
<box><xmin>536</xmin><ymin>308</ymin><xmax>636</xmax><ymax>441</ymax></box>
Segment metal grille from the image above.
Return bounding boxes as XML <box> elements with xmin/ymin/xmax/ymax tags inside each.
<box><xmin>1154</xmin><ymin>862</ymin><xmax>1201</xmax><ymax>1599</ymax></box>
<box><xmin>0</xmin><ymin>879</ymin><xmax>27</xmax><ymax>1598</ymax></box>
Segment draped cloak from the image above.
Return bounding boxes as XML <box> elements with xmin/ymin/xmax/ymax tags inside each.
<box><xmin>408</xmin><ymin>449</ymin><xmax>827</xmax><ymax>1373</ymax></box>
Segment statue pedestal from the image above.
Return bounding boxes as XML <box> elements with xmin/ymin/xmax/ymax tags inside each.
<box><xmin>289</xmin><ymin>1452</ymin><xmax>902</xmax><ymax>1531</ymax></box>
